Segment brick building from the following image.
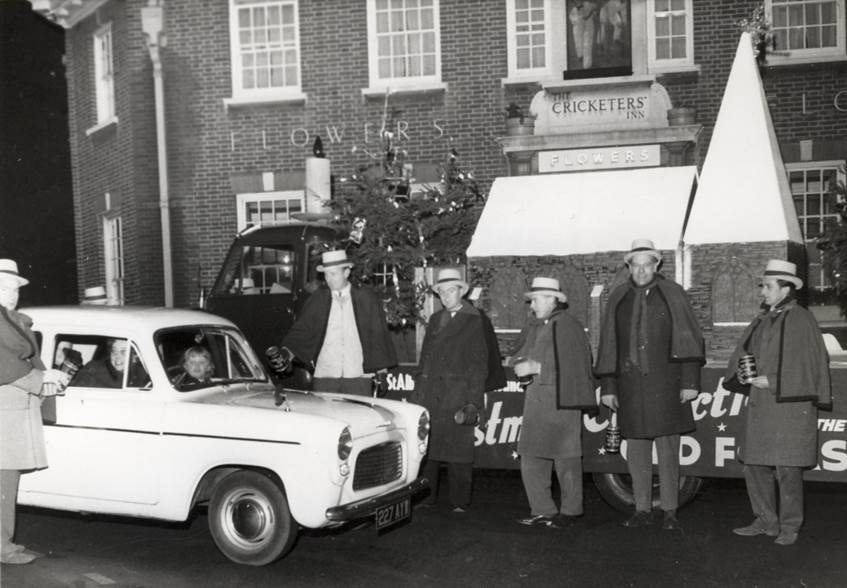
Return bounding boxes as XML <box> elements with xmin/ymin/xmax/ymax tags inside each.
<box><xmin>29</xmin><ymin>0</ymin><xmax>846</xmax><ymax>361</ymax></box>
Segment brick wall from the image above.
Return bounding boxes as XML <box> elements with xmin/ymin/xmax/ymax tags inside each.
<box><xmin>61</xmin><ymin>0</ymin><xmax>846</xmax><ymax>310</ymax></box>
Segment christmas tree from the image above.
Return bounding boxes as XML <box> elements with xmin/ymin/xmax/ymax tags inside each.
<box><xmin>328</xmin><ymin>113</ymin><xmax>485</xmax><ymax>328</ymax></box>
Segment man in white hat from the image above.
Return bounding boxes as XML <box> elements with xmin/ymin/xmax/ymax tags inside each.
<box><xmin>277</xmin><ymin>250</ymin><xmax>396</xmax><ymax>396</ymax></box>
<box><xmin>413</xmin><ymin>268</ymin><xmax>497</xmax><ymax>512</ymax></box>
<box><xmin>0</xmin><ymin>259</ymin><xmax>70</xmax><ymax>564</ymax></box>
<box><xmin>509</xmin><ymin>277</ymin><xmax>595</xmax><ymax>528</ymax></box>
<box><xmin>724</xmin><ymin>260</ymin><xmax>831</xmax><ymax>546</ymax></box>
<box><xmin>595</xmin><ymin>239</ymin><xmax>704</xmax><ymax>531</ymax></box>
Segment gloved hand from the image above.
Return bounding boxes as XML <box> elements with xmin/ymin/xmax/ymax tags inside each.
<box><xmin>372</xmin><ymin>371</ymin><xmax>389</xmax><ymax>398</ymax></box>
<box><xmin>265</xmin><ymin>346</ymin><xmax>295</xmax><ymax>374</ymax></box>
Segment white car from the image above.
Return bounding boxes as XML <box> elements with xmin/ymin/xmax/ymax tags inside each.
<box><xmin>18</xmin><ymin>306</ymin><xmax>429</xmax><ymax>566</ymax></box>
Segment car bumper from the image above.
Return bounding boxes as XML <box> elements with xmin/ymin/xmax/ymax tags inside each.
<box><xmin>324</xmin><ymin>477</ymin><xmax>429</xmax><ymax>522</ymax></box>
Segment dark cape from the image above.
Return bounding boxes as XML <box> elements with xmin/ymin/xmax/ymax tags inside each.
<box><xmin>281</xmin><ymin>284</ymin><xmax>397</xmax><ymax>373</ymax></box>
<box><xmin>595</xmin><ymin>275</ymin><xmax>705</xmax><ymax>377</ymax></box>
<box><xmin>412</xmin><ymin>301</ymin><xmax>488</xmax><ymax>463</ymax></box>
<box><xmin>724</xmin><ymin>301</ymin><xmax>832</xmax><ymax>409</ymax></box>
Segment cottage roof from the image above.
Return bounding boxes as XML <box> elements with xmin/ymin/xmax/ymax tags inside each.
<box><xmin>466</xmin><ymin>165</ymin><xmax>697</xmax><ymax>257</ymax></box>
<box><xmin>683</xmin><ymin>33</ymin><xmax>803</xmax><ymax>245</ymax></box>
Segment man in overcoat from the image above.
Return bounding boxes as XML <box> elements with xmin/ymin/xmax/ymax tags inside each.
<box><xmin>596</xmin><ymin>239</ymin><xmax>704</xmax><ymax>530</ymax></box>
<box><xmin>413</xmin><ymin>269</ymin><xmax>492</xmax><ymax>512</ymax></box>
<box><xmin>724</xmin><ymin>260</ymin><xmax>831</xmax><ymax>546</ymax></box>
<box><xmin>279</xmin><ymin>250</ymin><xmax>396</xmax><ymax>396</ymax></box>
<box><xmin>511</xmin><ymin>277</ymin><xmax>595</xmax><ymax>528</ymax></box>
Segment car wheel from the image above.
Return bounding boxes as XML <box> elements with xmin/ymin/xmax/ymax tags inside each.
<box><xmin>208</xmin><ymin>470</ymin><xmax>297</xmax><ymax>566</ymax></box>
<box><xmin>592</xmin><ymin>472</ymin><xmax>703</xmax><ymax>513</ymax></box>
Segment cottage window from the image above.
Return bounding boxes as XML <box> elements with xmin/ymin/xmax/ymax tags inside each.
<box><xmin>366</xmin><ymin>0</ymin><xmax>442</xmax><ymax>91</ymax></box>
<box><xmin>647</xmin><ymin>0</ymin><xmax>694</xmax><ymax>71</ymax></box>
<box><xmin>788</xmin><ymin>161</ymin><xmax>845</xmax><ymax>291</ymax></box>
<box><xmin>229</xmin><ymin>0</ymin><xmax>303</xmax><ymax>102</ymax></box>
<box><xmin>506</xmin><ymin>0</ymin><xmax>552</xmax><ymax>79</ymax></box>
<box><xmin>103</xmin><ymin>215</ymin><xmax>124</xmax><ymax>305</ymax></box>
<box><xmin>766</xmin><ymin>0</ymin><xmax>845</xmax><ymax>62</ymax></box>
<box><xmin>93</xmin><ymin>24</ymin><xmax>115</xmax><ymax>125</ymax></box>
<box><xmin>236</xmin><ymin>191</ymin><xmax>304</xmax><ymax>231</ymax></box>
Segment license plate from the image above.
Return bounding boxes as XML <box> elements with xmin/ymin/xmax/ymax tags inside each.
<box><xmin>375</xmin><ymin>496</ymin><xmax>411</xmax><ymax>531</ymax></box>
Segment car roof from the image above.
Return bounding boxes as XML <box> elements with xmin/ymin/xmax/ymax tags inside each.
<box><xmin>235</xmin><ymin>222</ymin><xmax>340</xmax><ymax>245</ymax></box>
<box><xmin>20</xmin><ymin>306</ymin><xmax>238</xmax><ymax>332</ymax></box>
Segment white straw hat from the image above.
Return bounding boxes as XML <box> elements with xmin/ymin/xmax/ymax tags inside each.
<box><xmin>0</xmin><ymin>259</ymin><xmax>29</xmax><ymax>286</ymax></box>
<box><xmin>524</xmin><ymin>277</ymin><xmax>566</xmax><ymax>302</ymax></box>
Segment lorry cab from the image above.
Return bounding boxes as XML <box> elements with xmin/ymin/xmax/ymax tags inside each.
<box><xmin>206</xmin><ymin>222</ymin><xmax>341</xmax><ymax>354</ymax></box>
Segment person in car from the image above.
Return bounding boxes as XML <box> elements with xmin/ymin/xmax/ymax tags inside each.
<box><xmin>0</xmin><ymin>258</ymin><xmax>70</xmax><ymax>565</ymax></box>
<box><xmin>73</xmin><ymin>338</ymin><xmax>127</xmax><ymax>388</ymax></box>
<box><xmin>172</xmin><ymin>346</ymin><xmax>214</xmax><ymax>387</ymax></box>
<box><xmin>725</xmin><ymin>260</ymin><xmax>831</xmax><ymax>546</ymax></box>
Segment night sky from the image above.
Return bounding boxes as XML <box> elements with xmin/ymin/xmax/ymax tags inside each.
<box><xmin>1</xmin><ymin>0</ymin><xmax>77</xmax><ymax>306</ymax></box>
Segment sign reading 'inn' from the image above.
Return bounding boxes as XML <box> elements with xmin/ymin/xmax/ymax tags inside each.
<box><xmin>530</xmin><ymin>78</ymin><xmax>673</xmax><ymax>135</ymax></box>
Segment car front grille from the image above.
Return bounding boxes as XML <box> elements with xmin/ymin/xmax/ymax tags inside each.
<box><xmin>352</xmin><ymin>441</ymin><xmax>403</xmax><ymax>491</ymax></box>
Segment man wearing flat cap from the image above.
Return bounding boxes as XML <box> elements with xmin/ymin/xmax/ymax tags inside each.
<box><xmin>510</xmin><ymin>277</ymin><xmax>595</xmax><ymax>528</ymax></box>
<box><xmin>595</xmin><ymin>239</ymin><xmax>704</xmax><ymax>531</ymax></box>
<box><xmin>277</xmin><ymin>250</ymin><xmax>396</xmax><ymax>396</ymax></box>
<box><xmin>725</xmin><ymin>260</ymin><xmax>831</xmax><ymax>546</ymax></box>
<box><xmin>413</xmin><ymin>268</ymin><xmax>498</xmax><ymax>512</ymax></box>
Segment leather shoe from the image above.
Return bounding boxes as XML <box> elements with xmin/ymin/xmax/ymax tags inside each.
<box><xmin>518</xmin><ymin>514</ymin><xmax>560</xmax><ymax>528</ymax></box>
<box><xmin>622</xmin><ymin>511</ymin><xmax>653</xmax><ymax>528</ymax></box>
<box><xmin>553</xmin><ymin>513</ymin><xmax>582</xmax><ymax>527</ymax></box>
<box><xmin>774</xmin><ymin>531</ymin><xmax>798</xmax><ymax>546</ymax></box>
<box><xmin>661</xmin><ymin>510</ymin><xmax>681</xmax><ymax>531</ymax></box>
<box><xmin>733</xmin><ymin>520</ymin><xmax>779</xmax><ymax>537</ymax></box>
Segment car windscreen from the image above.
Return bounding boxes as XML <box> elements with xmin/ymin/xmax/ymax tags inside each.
<box><xmin>155</xmin><ymin>326</ymin><xmax>266</xmax><ymax>391</ymax></box>
<box><xmin>212</xmin><ymin>243</ymin><xmax>296</xmax><ymax>296</ymax></box>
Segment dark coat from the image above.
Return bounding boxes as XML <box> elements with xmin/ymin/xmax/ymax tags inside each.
<box><xmin>595</xmin><ymin>277</ymin><xmax>703</xmax><ymax>439</ymax></box>
<box><xmin>73</xmin><ymin>358</ymin><xmax>123</xmax><ymax>388</ymax></box>
<box><xmin>724</xmin><ymin>301</ymin><xmax>831</xmax><ymax>466</ymax></box>
<box><xmin>281</xmin><ymin>284</ymin><xmax>397</xmax><ymax>372</ymax></box>
<box><xmin>512</xmin><ymin>309</ymin><xmax>595</xmax><ymax>458</ymax></box>
<box><xmin>413</xmin><ymin>301</ymin><xmax>488</xmax><ymax>463</ymax></box>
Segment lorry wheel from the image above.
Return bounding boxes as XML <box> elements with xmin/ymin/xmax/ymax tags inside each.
<box><xmin>208</xmin><ymin>470</ymin><xmax>297</xmax><ymax>566</ymax></box>
<box><xmin>592</xmin><ymin>472</ymin><xmax>703</xmax><ymax>513</ymax></box>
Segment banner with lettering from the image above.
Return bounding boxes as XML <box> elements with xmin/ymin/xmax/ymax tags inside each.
<box><xmin>386</xmin><ymin>366</ymin><xmax>847</xmax><ymax>482</ymax></box>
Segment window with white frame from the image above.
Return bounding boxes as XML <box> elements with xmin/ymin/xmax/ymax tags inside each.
<box><xmin>767</xmin><ymin>0</ymin><xmax>845</xmax><ymax>59</ymax></box>
<box><xmin>367</xmin><ymin>0</ymin><xmax>441</xmax><ymax>90</ymax></box>
<box><xmin>506</xmin><ymin>0</ymin><xmax>551</xmax><ymax>79</ymax></box>
<box><xmin>788</xmin><ymin>162</ymin><xmax>845</xmax><ymax>291</ymax></box>
<box><xmin>236</xmin><ymin>191</ymin><xmax>305</xmax><ymax>231</ymax></box>
<box><xmin>103</xmin><ymin>215</ymin><xmax>124</xmax><ymax>305</ymax></box>
<box><xmin>93</xmin><ymin>24</ymin><xmax>115</xmax><ymax>124</ymax></box>
<box><xmin>229</xmin><ymin>0</ymin><xmax>302</xmax><ymax>100</ymax></box>
<box><xmin>647</xmin><ymin>0</ymin><xmax>694</xmax><ymax>70</ymax></box>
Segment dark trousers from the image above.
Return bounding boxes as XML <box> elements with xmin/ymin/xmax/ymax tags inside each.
<box><xmin>625</xmin><ymin>435</ymin><xmax>680</xmax><ymax>512</ymax></box>
<box><xmin>743</xmin><ymin>464</ymin><xmax>804</xmax><ymax>534</ymax></box>
<box><xmin>520</xmin><ymin>455</ymin><xmax>583</xmax><ymax>517</ymax></box>
<box><xmin>312</xmin><ymin>377</ymin><xmax>372</xmax><ymax>396</ymax></box>
<box><xmin>422</xmin><ymin>459</ymin><xmax>472</xmax><ymax>508</ymax></box>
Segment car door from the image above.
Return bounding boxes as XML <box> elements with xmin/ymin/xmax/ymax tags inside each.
<box><xmin>26</xmin><ymin>335</ymin><xmax>164</xmax><ymax>506</ymax></box>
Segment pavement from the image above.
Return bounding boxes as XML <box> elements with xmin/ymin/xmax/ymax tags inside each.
<box><xmin>2</xmin><ymin>471</ymin><xmax>846</xmax><ymax>587</ymax></box>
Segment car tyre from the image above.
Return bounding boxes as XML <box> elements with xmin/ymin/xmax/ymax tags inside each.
<box><xmin>208</xmin><ymin>470</ymin><xmax>297</xmax><ymax>566</ymax></box>
<box><xmin>592</xmin><ymin>472</ymin><xmax>703</xmax><ymax>513</ymax></box>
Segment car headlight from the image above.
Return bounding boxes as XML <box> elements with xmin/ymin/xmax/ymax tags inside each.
<box><xmin>337</xmin><ymin>426</ymin><xmax>353</xmax><ymax>461</ymax></box>
<box><xmin>417</xmin><ymin>411</ymin><xmax>430</xmax><ymax>441</ymax></box>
